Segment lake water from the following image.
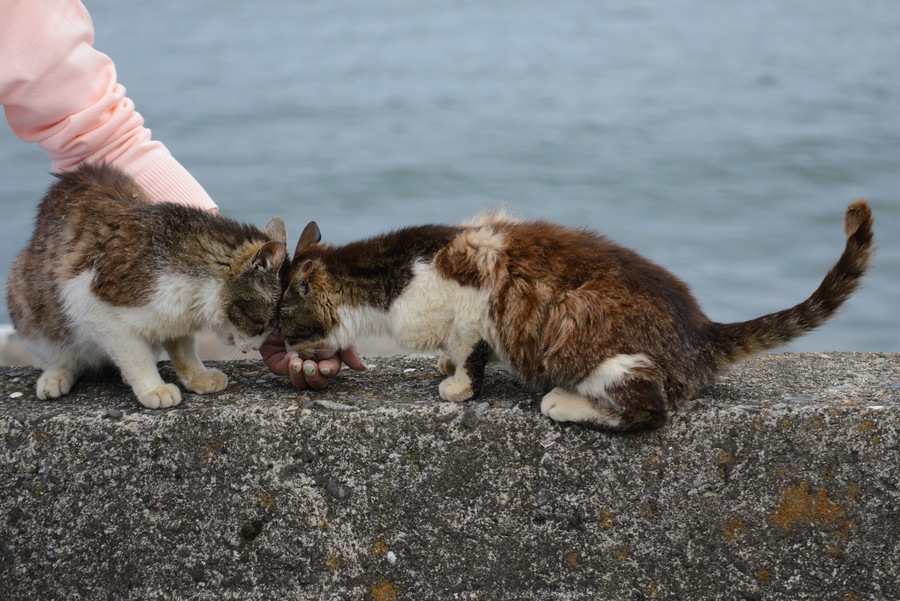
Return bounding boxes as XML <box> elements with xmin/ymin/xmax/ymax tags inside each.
<box><xmin>1</xmin><ymin>0</ymin><xmax>898</xmax><ymax>351</ymax></box>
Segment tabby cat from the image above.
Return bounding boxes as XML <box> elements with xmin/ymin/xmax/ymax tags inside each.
<box><xmin>277</xmin><ymin>201</ymin><xmax>873</xmax><ymax>431</ymax></box>
<box><xmin>6</xmin><ymin>163</ymin><xmax>287</xmax><ymax>408</ymax></box>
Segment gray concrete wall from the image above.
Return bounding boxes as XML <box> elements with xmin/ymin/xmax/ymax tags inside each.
<box><xmin>1</xmin><ymin>353</ymin><xmax>898</xmax><ymax>600</ymax></box>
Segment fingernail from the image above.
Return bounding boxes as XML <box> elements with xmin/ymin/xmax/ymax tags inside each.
<box><xmin>304</xmin><ymin>364</ymin><xmax>316</xmax><ymax>376</ymax></box>
<box><xmin>320</xmin><ymin>367</ymin><xmax>332</xmax><ymax>377</ymax></box>
<box><xmin>290</xmin><ymin>362</ymin><xmax>302</xmax><ymax>374</ymax></box>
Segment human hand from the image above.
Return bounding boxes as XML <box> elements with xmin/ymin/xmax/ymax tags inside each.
<box><xmin>260</xmin><ymin>333</ymin><xmax>367</xmax><ymax>390</ymax></box>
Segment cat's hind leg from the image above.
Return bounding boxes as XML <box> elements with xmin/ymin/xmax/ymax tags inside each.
<box><xmin>164</xmin><ymin>336</ymin><xmax>227</xmax><ymax>394</ymax></box>
<box><xmin>29</xmin><ymin>341</ymin><xmax>92</xmax><ymax>400</ymax></box>
<box><xmin>542</xmin><ymin>353</ymin><xmax>667</xmax><ymax>432</ymax></box>
<box><xmin>602</xmin><ymin>374</ymin><xmax>667</xmax><ymax>431</ymax></box>
<box><xmin>541</xmin><ymin>387</ymin><xmax>625</xmax><ymax>427</ymax></box>
<box><xmin>540</xmin><ymin>384</ymin><xmax>665</xmax><ymax>432</ymax></box>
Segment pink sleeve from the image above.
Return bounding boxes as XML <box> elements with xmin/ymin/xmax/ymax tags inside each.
<box><xmin>0</xmin><ymin>0</ymin><xmax>218</xmax><ymax>211</ymax></box>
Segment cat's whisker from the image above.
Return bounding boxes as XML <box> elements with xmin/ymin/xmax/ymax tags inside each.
<box><xmin>222</xmin><ymin>346</ymin><xmax>249</xmax><ymax>362</ymax></box>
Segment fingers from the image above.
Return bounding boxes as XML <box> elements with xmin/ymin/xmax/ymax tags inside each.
<box><xmin>259</xmin><ymin>335</ymin><xmax>318</xmax><ymax>390</ymax></box>
<box><xmin>288</xmin><ymin>357</ymin><xmax>313</xmax><ymax>389</ymax></box>
<box><xmin>261</xmin><ymin>334</ymin><xmax>366</xmax><ymax>390</ymax></box>
<box><xmin>316</xmin><ymin>356</ymin><xmax>342</xmax><ymax>378</ymax></box>
<box><xmin>337</xmin><ymin>345</ymin><xmax>368</xmax><ymax>372</ymax></box>
<box><xmin>294</xmin><ymin>358</ymin><xmax>337</xmax><ymax>391</ymax></box>
<box><xmin>260</xmin><ymin>334</ymin><xmax>292</xmax><ymax>376</ymax></box>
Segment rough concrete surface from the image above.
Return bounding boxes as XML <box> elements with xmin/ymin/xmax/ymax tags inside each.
<box><xmin>1</xmin><ymin>352</ymin><xmax>898</xmax><ymax>601</ymax></box>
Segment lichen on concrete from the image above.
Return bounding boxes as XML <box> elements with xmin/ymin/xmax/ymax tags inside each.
<box><xmin>1</xmin><ymin>352</ymin><xmax>898</xmax><ymax>600</ymax></box>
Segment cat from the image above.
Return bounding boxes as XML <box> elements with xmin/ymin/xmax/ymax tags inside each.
<box><xmin>276</xmin><ymin>200</ymin><xmax>873</xmax><ymax>432</ymax></box>
<box><xmin>6</xmin><ymin>162</ymin><xmax>288</xmax><ymax>409</ymax></box>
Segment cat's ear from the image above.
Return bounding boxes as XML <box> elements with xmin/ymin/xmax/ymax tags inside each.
<box><xmin>294</xmin><ymin>221</ymin><xmax>322</xmax><ymax>261</ymax></box>
<box><xmin>298</xmin><ymin>259</ymin><xmax>314</xmax><ymax>281</ymax></box>
<box><xmin>294</xmin><ymin>259</ymin><xmax>315</xmax><ymax>294</ymax></box>
<box><xmin>252</xmin><ymin>241</ymin><xmax>287</xmax><ymax>272</ymax></box>
<box><xmin>264</xmin><ymin>217</ymin><xmax>288</xmax><ymax>245</ymax></box>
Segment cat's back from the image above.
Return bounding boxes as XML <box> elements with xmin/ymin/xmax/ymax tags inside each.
<box><xmin>25</xmin><ymin>163</ymin><xmax>148</xmax><ymax>257</ymax></box>
<box><xmin>37</xmin><ymin>162</ymin><xmax>146</xmax><ymax>219</ymax></box>
<box><xmin>439</xmin><ymin>212</ymin><xmax>690</xmax><ymax>297</ymax></box>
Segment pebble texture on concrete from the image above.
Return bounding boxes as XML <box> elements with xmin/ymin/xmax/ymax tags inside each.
<box><xmin>1</xmin><ymin>353</ymin><xmax>898</xmax><ymax>600</ymax></box>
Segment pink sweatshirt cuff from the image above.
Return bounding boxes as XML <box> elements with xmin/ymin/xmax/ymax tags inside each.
<box><xmin>0</xmin><ymin>0</ymin><xmax>218</xmax><ymax>213</ymax></box>
<box><xmin>128</xmin><ymin>156</ymin><xmax>218</xmax><ymax>212</ymax></box>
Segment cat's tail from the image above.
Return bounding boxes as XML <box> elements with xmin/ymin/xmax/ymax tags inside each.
<box><xmin>710</xmin><ymin>200</ymin><xmax>874</xmax><ymax>366</ymax></box>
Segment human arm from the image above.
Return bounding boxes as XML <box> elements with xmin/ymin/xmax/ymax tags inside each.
<box><xmin>1</xmin><ymin>1</ymin><xmax>369</xmax><ymax>388</ymax></box>
<box><xmin>0</xmin><ymin>0</ymin><xmax>217</xmax><ymax>211</ymax></box>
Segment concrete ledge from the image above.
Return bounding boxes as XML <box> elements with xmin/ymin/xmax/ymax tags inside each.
<box><xmin>1</xmin><ymin>353</ymin><xmax>898</xmax><ymax>600</ymax></box>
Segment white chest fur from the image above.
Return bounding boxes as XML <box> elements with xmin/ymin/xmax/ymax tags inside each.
<box><xmin>331</xmin><ymin>261</ymin><xmax>497</xmax><ymax>354</ymax></box>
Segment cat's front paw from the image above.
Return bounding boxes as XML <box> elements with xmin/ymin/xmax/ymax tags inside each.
<box><xmin>139</xmin><ymin>384</ymin><xmax>182</xmax><ymax>409</ymax></box>
<box><xmin>36</xmin><ymin>368</ymin><xmax>76</xmax><ymax>400</ymax></box>
<box><xmin>437</xmin><ymin>354</ymin><xmax>456</xmax><ymax>376</ymax></box>
<box><xmin>439</xmin><ymin>377</ymin><xmax>473</xmax><ymax>402</ymax></box>
<box><xmin>184</xmin><ymin>368</ymin><xmax>228</xmax><ymax>394</ymax></box>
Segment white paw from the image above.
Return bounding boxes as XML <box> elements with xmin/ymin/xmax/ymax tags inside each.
<box><xmin>139</xmin><ymin>384</ymin><xmax>182</xmax><ymax>409</ymax></box>
<box><xmin>437</xmin><ymin>354</ymin><xmax>456</xmax><ymax>376</ymax></box>
<box><xmin>36</xmin><ymin>369</ymin><xmax>76</xmax><ymax>400</ymax></box>
<box><xmin>540</xmin><ymin>391</ymin><xmax>563</xmax><ymax>420</ymax></box>
<box><xmin>439</xmin><ymin>377</ymin><xmax>473</xmax><ymax>402</ymax></box>
<box><xmin>184</xmin><ymin>368</ymin><xmax>228</xmax><ymax>394</ymax></box>
<box><xmin>541</xmin><ymin>388</ymin><xmax>621</xmax><ymax>428</ymax></box>
<box><xmin>541</xmin><ymin>388</ymin><xmax>590</xmax><ymax>423</ymax></box>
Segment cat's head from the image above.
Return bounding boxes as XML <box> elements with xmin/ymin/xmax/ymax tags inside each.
<box><xmin>218</xmin><ymin>217</ymin><xmax>289</xmax><ymax>353</ymax></box>
<box><xmin>276</xmin><ymin>221</ymin><xmax>340</xmax><ymax>353</ymax></box>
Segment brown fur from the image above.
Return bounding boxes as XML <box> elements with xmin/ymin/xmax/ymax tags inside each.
<box><xmin>6</xmin><ymin>163</ymin><xmax>287</xmax><ymax>408</ymax></box>
<box><xmin>279</xmin><ymin>202</ymin><xmax>874</xmax><ymax>432</ymax></box>
<box><xmin>278</xmin><ymin>221</ymin><xmax>460</xmax><ymax>345</ymax></box>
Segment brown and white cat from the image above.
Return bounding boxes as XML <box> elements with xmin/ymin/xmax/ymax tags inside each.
<box><xmin>277</xmin><ymin>201</ymin><xmax>873</xmax><ymax>431</ymax></box>
<box><xmin>6</xmin><ymin>163</ymin><xmax>288</xmax><ymax>409</ymax></box>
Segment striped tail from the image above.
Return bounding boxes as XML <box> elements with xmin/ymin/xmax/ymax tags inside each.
<box><xmin>711</xmin><ymin>200</ymin><xmax>874</xmax><ymax>365</ymax></box>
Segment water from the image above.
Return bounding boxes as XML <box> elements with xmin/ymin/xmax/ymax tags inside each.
<box><xmin>1</xmin><ymin>0</ymin><xmax>898</xmax><ymax>351</ymax></box>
